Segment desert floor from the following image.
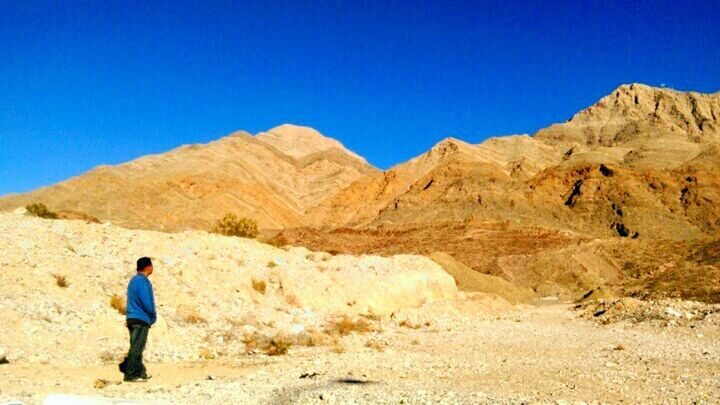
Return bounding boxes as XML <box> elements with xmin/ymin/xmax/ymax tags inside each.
<box><xmin>2</xmin><ymin>303</ymin><xmax>718</xmax><ymax>404</ymax></box>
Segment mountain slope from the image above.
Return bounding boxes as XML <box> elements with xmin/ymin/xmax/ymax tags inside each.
<box><xmin>274</xmin><ymin>85</ymin><xmax>720</xmax><ymax>302</ymax></box>
<box><xmin>308</xmin><ymin>84</ymin><xmax>720</xmax><ymax>239</ymax></box>
<box><xmin>0</xmin><ymin>125</ymin><xmax>378</xmax><ymax>231</ymax></box>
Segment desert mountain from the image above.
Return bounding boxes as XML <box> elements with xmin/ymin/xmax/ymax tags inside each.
<box><xmin>307</xmin><ymin>84</ymin><xmax>720</xmax><ymax>239</ymax></box>
<box><xmin>275</xmin><ymin>84</ymin><xmax>720</xmax><ymax>301</ymax></box>
<box><xmin>0</xmin><ymin>124</ymin><xmax>378</xmax><ymax>231</ymax></box>
<box><xmin>2</xmin><ymin>84</ymin><xmax>719</xmax><ymax>301</ymax></box>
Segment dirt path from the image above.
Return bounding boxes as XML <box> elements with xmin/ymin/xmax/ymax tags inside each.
<box><xmin>2</xmin><ymin>304</ymin><xmax>718</xmax><ymax>404</ymax></box>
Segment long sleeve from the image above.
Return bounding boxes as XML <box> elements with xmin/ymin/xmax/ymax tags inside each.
<box><xmin>140</xmin><ymin>279</ymin><xmax>157</xmax><ymax>325</ymax></box>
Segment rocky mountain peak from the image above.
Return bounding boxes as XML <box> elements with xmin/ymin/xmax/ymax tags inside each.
<box><xmin>536</xmin><ymin>84</ymin><xmax>720</xmax><ymax>146</ymax></box>
<box><xmin>256</xmin><ymin>124</ymin><xmax>368</xmax><ymax>163</ymax></box>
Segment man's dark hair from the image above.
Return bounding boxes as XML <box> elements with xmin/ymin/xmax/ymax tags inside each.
<box><xmin>136</xmin><ymin>257</ymin><xmax>153</xmax><ymax>272</ymax></box>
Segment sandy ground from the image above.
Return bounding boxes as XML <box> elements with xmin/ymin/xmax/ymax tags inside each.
<box><xmin>2</xmin><ymin>303</ymin><xmax>718</xmax><ymax>404</ymax></box>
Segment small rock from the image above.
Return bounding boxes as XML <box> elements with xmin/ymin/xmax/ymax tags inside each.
<box><xmin>666</xmin><ymin>307</ymin><xmax>682</xmax><ymax>318</ymax></box>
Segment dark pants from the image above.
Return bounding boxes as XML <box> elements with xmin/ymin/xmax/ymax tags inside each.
<box><xmin>121</xmin><ymin>321</ymin><xmax>149</xmax><ymax>380</ymax></box>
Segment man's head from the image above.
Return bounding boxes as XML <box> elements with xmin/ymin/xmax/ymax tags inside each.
<box><xmin>136</xmin><ymin>257</ymin><xmax>153</xmax><ymax>276</ymax></box>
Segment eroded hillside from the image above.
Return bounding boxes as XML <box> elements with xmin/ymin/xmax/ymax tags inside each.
<box><xmin>0</xmin><ymin>124</ymin><xmax>378</xmax><ymax>231</ymax></box>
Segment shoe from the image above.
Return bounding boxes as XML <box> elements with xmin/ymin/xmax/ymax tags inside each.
<box><xmin>123</xmin><ymin>377</ymin><xmax>148</xmax><ymax>383</ymax></box>
<box><xmin>141</xmin><ymin>374</ymin><xmax>152</xmax><ymax>380</ymax></box>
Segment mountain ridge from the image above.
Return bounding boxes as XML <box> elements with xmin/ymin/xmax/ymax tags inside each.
<box><xmin>0</xmin><ymin>125</ymin><xmax>377</xmax><ymax>231</ymax></box>
<box><xmin>2</xmin><ymin>84</ymin><xmax>719</xmax><ymax>236</ymax></box>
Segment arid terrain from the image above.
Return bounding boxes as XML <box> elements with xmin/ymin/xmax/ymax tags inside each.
<box><xmin>1</xmin><ymin>83</ymin><xmax>720</xmax><ymax>404</ymax></box>
<box><xmin>2</xmin><ymin>84</ymin><xmax>719</xmax><ymax>302</ymax></box>
<box><xmin>1</xmin><ymin>212</ymin><xmax>719</xmax><ymax>404</ymax></box>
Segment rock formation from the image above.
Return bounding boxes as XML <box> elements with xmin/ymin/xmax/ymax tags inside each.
<box><xmin>0</xmin><ymin>124</ymin><xmax>377</xmax><ymax>231</ymax></box>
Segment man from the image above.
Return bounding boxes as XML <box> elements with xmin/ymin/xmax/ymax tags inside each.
<box><xmin>120</xmin><ymin>257</ymin><xmax>157</xmax><ymax>382</ymax></box>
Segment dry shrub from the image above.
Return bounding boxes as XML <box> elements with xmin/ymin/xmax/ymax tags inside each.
<box><xmin>200</xmin><ymin>348</ymin><xmax>216</xmax><ymax>360</ymax></box>
<box><xmin>183</xmin><ymin>310</ymin><xmax>206</xmax><ymax>325</ymax></box>
<box><xmin>212</xmin><ymin>214</ymin><xmax>259</xmax><ymax>239</ymax></box>
<box><xmin>325</xmin><ymin>316</ymin><xmax>378</xmax><ymax>336</ymax></box>
<box><xmin>57</xmin><ymin>210</ymin><xmax>100</xmax><ymax>223</ymax></box>
<box><xmin>243</xmin><ymin>327</ymin><xmax>339</xmax><ymax>356</ymax></box>
<box><xmin>361</xmin><ymin>312</ymin><xmax>382</xmax><ymax>322</ymax></box>
<box><xmin>364</xmin><ymin>338</ymin><xmax>387</xmax><ymax>352</ymax></box>
<box><xmin>399</xmin><ymin>319</ymin><xmax>430</xmax><ymax>329</ymax></box>
<box><xmin>292</xmin><ymin>327</ymin><xmax>334</xmax><ymax>347</ymax></box>
<box><xmin>110</xmin><ymin>294</ymin><xmax>127</xmax><ymax>315</ymax></box>
<box><xmin>265</xmin><ymin>339</ymin><xmax>291</xmax><ymax>356</ymax></box>
<box><xmin>53</xmin><ymin>274</ymin><xmax>69</xmax><ymax>288</ymax></box>
<box><xmin>243</xmin><ymin>332</ymin><xmax>292</xmax><ymax>356</ymax></box>
<box><xmin>99</xmin><ymin>350</ymin><xmax>119</xmax><ymax>363</ymax></box>
<box><xmin>26</xmin><ymin>203</ymin><xmax>58</xmax><ymax>219</ymax></box>
<box><xmin>251</xmin><ymin>278</ymin><xmax>267</xmax><ymax>294</ymax></box>
<box><xmin>226</xmin><ymin>313</ymin><xmax>257</xmax><ymax>328</ymax></box>
<box><xmin>285</xmin><ymin>294</ymin><xmax>300</xmax><ymax>306</ymax></box>
<box><xmin>267</xmin><ymin>260</ymin><xmax>278</xmax><ymax>268</ymax></box>
<box><xmin>331</xmin><ymin>343</ymin><xmax>346</xmax><ymax>354</ymax></box>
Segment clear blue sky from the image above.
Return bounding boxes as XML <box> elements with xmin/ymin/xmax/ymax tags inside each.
<box><xmin>1</xmin><ymin>0</ymin><xmax>719</xmax><ymax>195</ymax></box>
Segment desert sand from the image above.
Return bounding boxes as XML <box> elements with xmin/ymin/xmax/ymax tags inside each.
<box><xmin>1</xmin><ymin>213</ymin><xmax>719</xmax><ymax>404</ymax></box>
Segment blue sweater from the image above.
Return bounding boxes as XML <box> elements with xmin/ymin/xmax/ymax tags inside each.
<box><xmin>126</xmin><ymin>273</ymin><xmax>157</xmax><ymax>325</ymax></box>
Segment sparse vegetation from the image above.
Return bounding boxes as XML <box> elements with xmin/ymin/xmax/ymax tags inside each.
<box><xmin>326</xmin><ymin>316</ymin><xmax>378</xmax><ymax>336</ymax></box>
<box><xmin>361</xmin><ymin>312</ymin><xmax>382</xmax><ymax>321</ymax></box>
<box><xmin>57</xmin><ymin>210</ymin><xmax>100</xmax><ymax>223</ymax></box>
<box><xmin>26</xmin><ymin>203</ymin><xmax>58</xmax><ymax>219</ymax></box>
<box><xmin>285</xmin><ymin>293</ymin><xmax>300</xmax><ymax>306</ymax></box>
<box><xmin>399</xmin><ymin>319</ymin><xmax>431</xmax><ymax>329</ymax></box>
<box><xmin>110</xmin><ymin>294</ymin><xmax>127</xmax><ymax>315</ymax></box>
<box><xmin>242</xmin><ymin>327</ymin><xmax>338</xmax><ymax>356</ymax></box>
<box><xmin>199</xmin><ymin>348</ymin><xmax>216</xmax><ymax>360</ymax></box>
<box><xmin>243</xmin><ymin>332</ymin><xmax>292</xmax><ymax>356</ymax></box>
<box><xmin>182</xmin><ymin>308</ymin><xmax>207</xmax><ymax>324</ymax></box>
<box><xmin>291</xmin><ymin>327</ymin><xmax>333</xmax><ymax>347</ymax></box>
<box><xmin>364</xmin><ymin>338</ymin><xmax>387</xmax><ymax>351</ymax></box>
<box><xmin>251</xmin><ymin>278</ymin><xmax>267</xmax><ymax>294</ymax></box>
<box><xmin>99</xmin><ymin>350</ymin><xmax>119</xmax><ymax>363</ymax></box>
<box><xmin>53</xmin><ymin>274</ymin><xmax>69</xmax><ymax>288</ymax></box>
<box><xmin>212</xmin><ymin>214</ymin><xmax>259</xmax><ymax>239</ymax></box>
<box><xmin>264</xmin><ymin>338</ymin><xmax>291</xmax><ymax>356</ymax></box>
